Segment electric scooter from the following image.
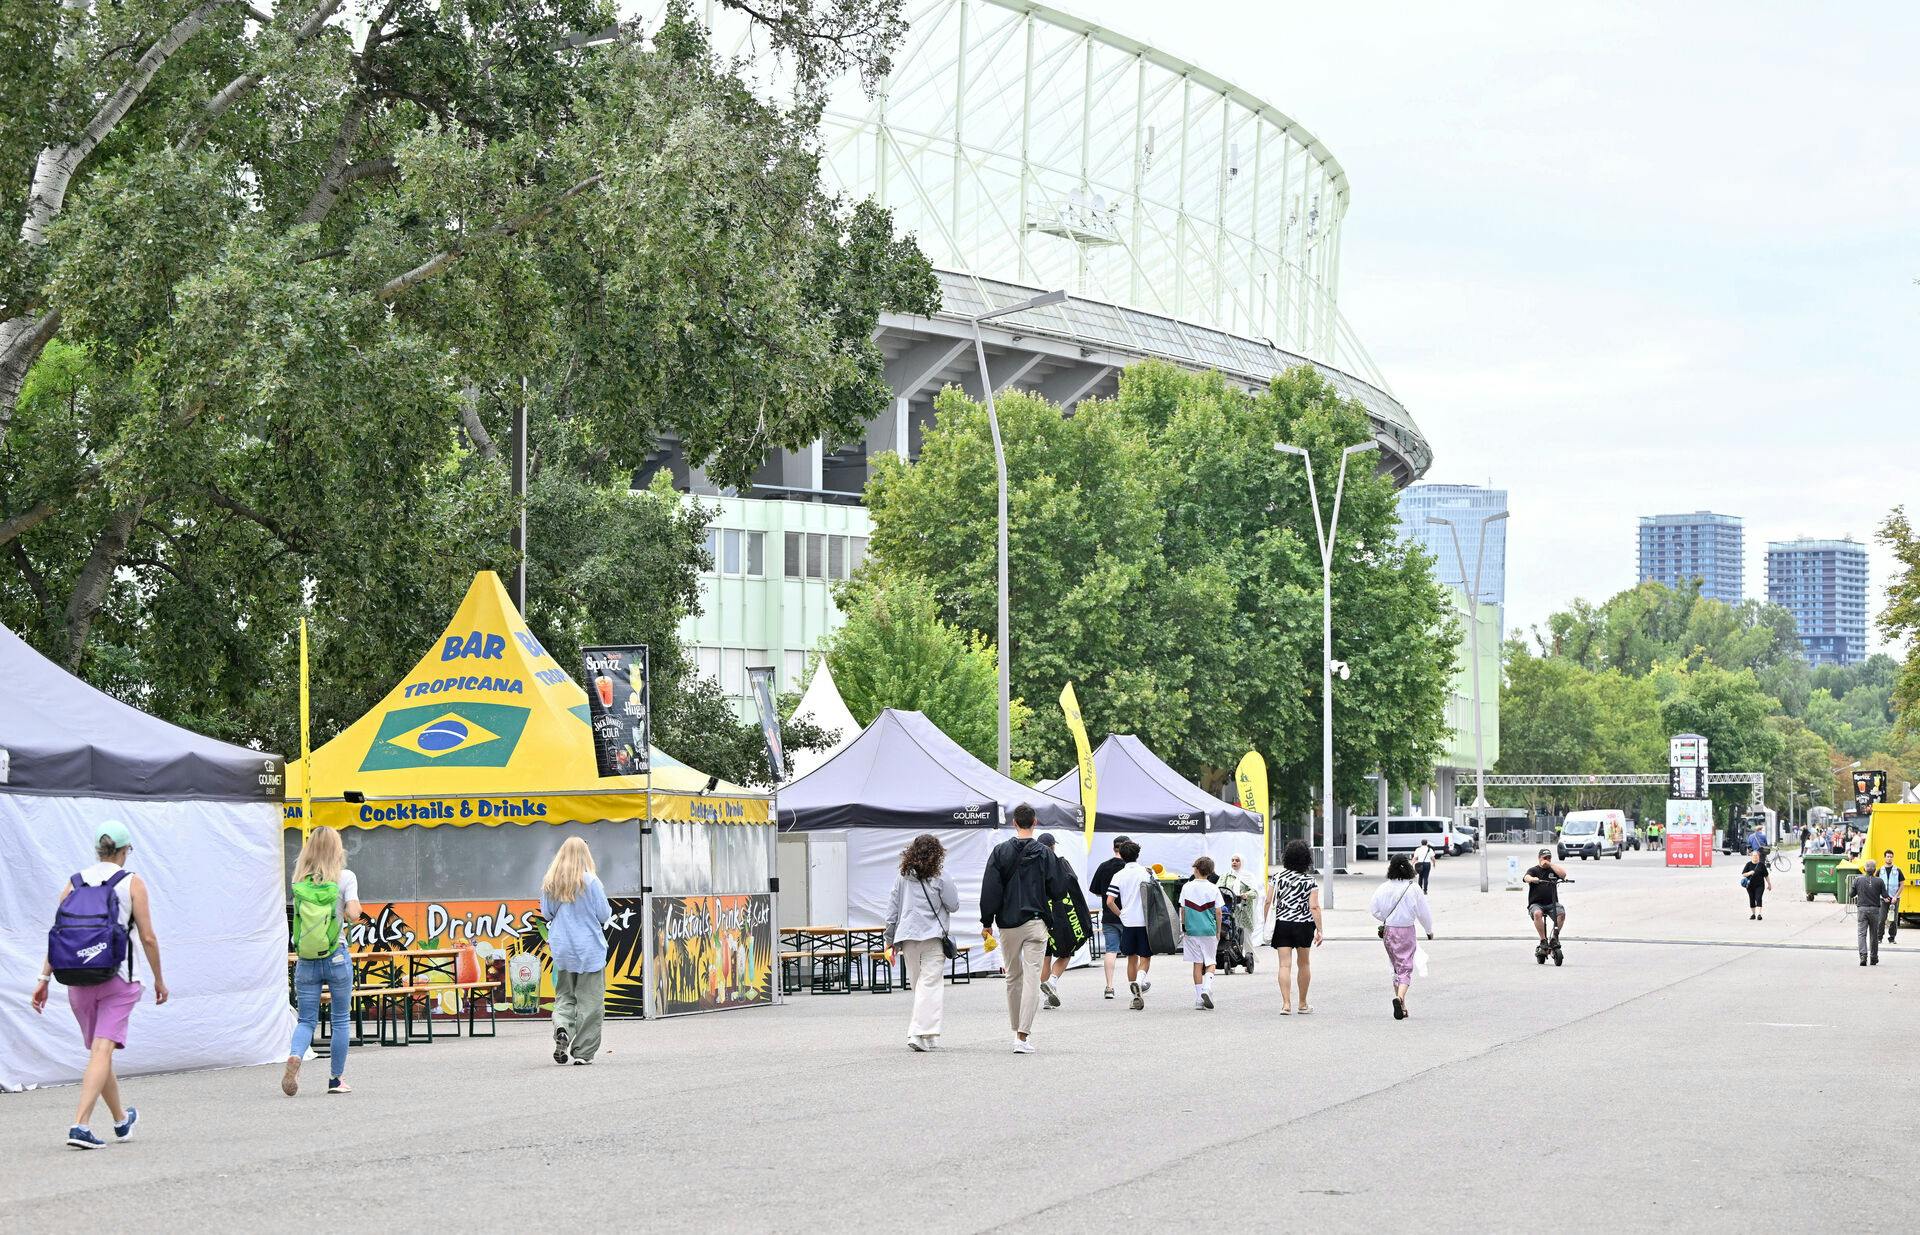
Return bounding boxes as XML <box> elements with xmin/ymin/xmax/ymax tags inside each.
<box><xmin>1532</xmin><ymin>877</ymin><xmax>1574</xmax><ymax>966</ymax></box>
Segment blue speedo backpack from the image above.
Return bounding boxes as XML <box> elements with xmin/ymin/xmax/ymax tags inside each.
<box><xmin>48</xmin><ymin>869</ymin><xmax>134</xmax><ymax>986</ymax></box>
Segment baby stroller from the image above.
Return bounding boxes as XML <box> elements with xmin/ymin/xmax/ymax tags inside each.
<box><xmin>1215</xmin><ymin>885</ymin><xmax>1256</xmax><ymax>974</ymax></box>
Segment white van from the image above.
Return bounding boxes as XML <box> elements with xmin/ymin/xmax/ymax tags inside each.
<box><xmin>1557</xmin><ymin>809</ymin><xmax>1626</xmax><ymax>860</ymax></box>
<box><xmin>1355</xmin><ymin>816</ymin><xmax>1450</xmax><ymax>862</ymax></box>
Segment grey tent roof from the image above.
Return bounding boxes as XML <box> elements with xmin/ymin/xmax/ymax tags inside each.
<box><xmin>1041</xmin><ymin>734</ymin><xmax>1260</xmax><ymax>834</ymax></box>
<box><xmin>779</xmin><ymin>708</ymin><xmax>1079</xmax><ymax>831</ymax></box>
<box><xmin>0</xmin><ymin>621</ymin><xmax>284</xmax><ymax>801</ymax></box>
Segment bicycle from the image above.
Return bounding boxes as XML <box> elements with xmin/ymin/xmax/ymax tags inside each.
<box><xmin>1768</xmin><ymin>851</ymin><xmax>1792</xmax><ymax>875</ymax></box>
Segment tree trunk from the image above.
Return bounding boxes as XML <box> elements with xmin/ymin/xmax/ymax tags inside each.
<box><xmin>62</xmin><ymin>498</ymin><xmax>144</xmax><ymax>671</ymax></box>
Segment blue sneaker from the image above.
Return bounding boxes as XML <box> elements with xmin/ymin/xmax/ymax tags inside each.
<box><xmin>114</xmin><ymin>1107</ymin><xmax>138</xmax><ymax>1141</ymax></box>
<box><xmin>66</xmin><ymin>1126</ymin><xmax>106</xmax><ymax>1150</ymax></box>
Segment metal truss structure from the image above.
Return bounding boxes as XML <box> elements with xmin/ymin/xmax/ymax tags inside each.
<box><xmin>1483</xmin><ymin>773</ymin><xmax>1767</xmax><ymax>811</ymax></box>
<box><xmin>649</xmin><ymin>0</ymin><xmax>1431</xmax><ymax>484</ymax></box>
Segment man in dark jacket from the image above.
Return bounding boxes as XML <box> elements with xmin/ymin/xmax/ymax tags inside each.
<box><xmin>1852</xmin><ymin>860</ymin><xmax>1889</xmax><ymax>966</ymax></box>
<box><xmin>981</xmin><ymin>803</ymin><xmax>1070</xmax><ymax>1053</ymax></box>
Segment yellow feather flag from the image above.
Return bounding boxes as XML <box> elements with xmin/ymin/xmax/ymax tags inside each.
<box><xmin>299</xmin><ymin>618</ymin><xmax>312</xmax><ymax>837</ymax></box>
<box><xmin>1059</xmin><ymin>682</ymin><xmax>1098</xmax><ymax>848</ymax></box>
<box><xmin>1235</xmin><ymin>751</ymin><xmax>1270</xmax><ymax>885</ymax></box>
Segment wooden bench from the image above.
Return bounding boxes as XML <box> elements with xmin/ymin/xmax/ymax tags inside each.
<box><xmin>294</xmin><ymin>954</ymin><xmax>500</xmax><ymax>1048</ymax></box>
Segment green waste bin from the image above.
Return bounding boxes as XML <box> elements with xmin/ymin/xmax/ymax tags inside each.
<box><xmin>1834</xmin><ymin>860</ymin><xmax>1864</xmax><ymax>905</ymax></box>
<box><xmin>1802</xmin><ymin>854</ymin><xmax>1842</xmax><ymax>901</ymax></box>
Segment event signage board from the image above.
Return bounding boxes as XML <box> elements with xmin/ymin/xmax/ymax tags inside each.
<box><xmin>350</xmin><ymin>897</ymin><xmax>648</xmax><ymax>1019</ymax></box>
<box><xmin>747</xmin><ymin>666</ymin><xmax>784</xmax><ymax>780</ymax></box>
<box><xmin>642</xmin><ymin>893</ymin><xmax>777</xmax><ymax>1018</ymax></box>
<box><xmin>1664</xmin><ymin>799</ymin><xmax>1714</xmax><ymax>868</ymax></box>
<box><xmin>581</xmin><ymin>645</ymin><xmax>649</xmax><ymax>778</ymax></box>
<box><xmin>1668</xmin><ymin>734</ymin><xmax>1709</xmax><ymax>800</ymax></box>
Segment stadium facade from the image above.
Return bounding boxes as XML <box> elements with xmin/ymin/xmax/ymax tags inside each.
<box><xmin>655</xmin><ymin>2</ymin><xmax>1446</xmax><ymax>790</ymax></box>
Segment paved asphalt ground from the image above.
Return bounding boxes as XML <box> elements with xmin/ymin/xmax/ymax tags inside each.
<box><xmin>3</xmin><ymin>845</ymin><xmax>1911</xmax><ymax>1233</ymax></box>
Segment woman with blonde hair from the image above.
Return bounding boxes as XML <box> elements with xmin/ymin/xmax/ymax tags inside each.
<box><xmin>540</xmin><ymin>836</ymin><xmax>612</xmax><ymax>1065</ymax></box>
<box><xmin>284</xmin><ymin>825</ymin><xmax>361</xmax><ymax>1096</ymax></box>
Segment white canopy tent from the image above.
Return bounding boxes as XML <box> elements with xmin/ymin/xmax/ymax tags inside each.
<box><xmin>787</xmin><ymin>659</ymin><xmax>861</xmax><ymax>780</ymax></box>
<box><xmin>0</xmin><ymin>622</ymin><xmax>294</xmax><ymax>1091</ymax></box>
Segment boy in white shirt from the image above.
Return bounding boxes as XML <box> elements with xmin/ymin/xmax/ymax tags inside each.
<box><xmin>1181</xmin><ymin>856</ymin><xmax>1222</xmax><ymax>1009</ymax></box>
<box><xmin>1103</xmin><ymin>839</ymin><xmax>1154</xmax><ymax>1009</ymax></box>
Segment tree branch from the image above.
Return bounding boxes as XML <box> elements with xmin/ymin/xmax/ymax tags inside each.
<box><xmin>0</xmin><ymin>309</ymin><xmax>65</xmax><ymax>435</ymax></box>
<box><xmin>200</xmin><ymin>484</ymin><xmax>306</xmax><ymax>550</ymax></box>
<box><xmin>458</xmin><ymin>387</ymin><xmax>499</xmax><ymax>462</ymax></box>
<box><xmin>375</xmin><ymin>172</ymin><xmax>605</xmax><ymax>302</ymax></box>
<box><xmin>62</xmin><ymin>497</ymin><xmax>145</xmax><ymax>670</ymax></box>
<box><xmin>21</xmin><ymin>1</ymin><xmax>240</xmax><ymax>248</ymax></box>
<box><xmin>177</xmin><ymin>0</ymin><xmax>347</xmax><ymax>151</ymax></box>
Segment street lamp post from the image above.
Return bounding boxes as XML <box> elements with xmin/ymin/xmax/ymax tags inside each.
<box><xmin>1429</xmin><ymin>510</ymin><xmax>1509</xmax><ymax>894</ymax></box>
<box><xmin>966</xmin><ymin>288</ymin><xmax>1068</xmax><ymax>775</ymax></box>
<box><xmin>1275</xmin><ymin>438</ymin><xmax>1378</xmax><ymax>910</ymax></box>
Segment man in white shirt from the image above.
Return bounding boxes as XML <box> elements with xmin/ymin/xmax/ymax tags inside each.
<box><xmin>1103</xmin><ymin>839</ymin><xmax>1154</xmax><ymax>1010</ymax></box>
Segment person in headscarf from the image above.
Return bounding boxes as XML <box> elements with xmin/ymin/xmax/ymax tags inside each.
<box><xmin>1219</xmin><ymin>854</ymin><xmax>1259</xmax><ymax>941</ymax></box>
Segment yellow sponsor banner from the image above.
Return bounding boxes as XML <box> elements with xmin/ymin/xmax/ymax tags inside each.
<box><xmin>1059</xmin><ymin>682</ymin><xmax>1098</xmax><ymax>848</ymax></box>
<box><xmin>1235</xmin><ymin>751</ymin><xmax>1270</xmax><ymax>885</ymax></box>
<box><xmin>282</xmin><ymin>791</ymin><xmax>769</xmax><ymax>830</ymax></box>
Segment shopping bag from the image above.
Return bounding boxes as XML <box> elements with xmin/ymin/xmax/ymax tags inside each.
<box><xmin>1413</xmin><ymin>944</ymin><xmax>1430</xmax><ymax>979</ymax></box>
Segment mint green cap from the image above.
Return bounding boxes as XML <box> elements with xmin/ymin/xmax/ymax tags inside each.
<box><xmin>97</xmin><ymin>820</ymin><xmax>133</xmax><ymax>851</ymax></box>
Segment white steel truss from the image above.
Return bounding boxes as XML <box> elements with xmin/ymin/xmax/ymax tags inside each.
<box><xmin>648</xmin><ymin>0</ymin><xmax>1392</xmax><ymax>392</ymax></box>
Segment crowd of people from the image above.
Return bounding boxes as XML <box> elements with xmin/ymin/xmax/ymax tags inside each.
<box><xmin>1802</xmin><ymin>824</ymin><xmax>1867</xmax><ymax>857</ymax></box>
<box><xmin>24</xmin><ymin>807</ymin><xmax>1911</xmax><ymax>1148</ymax></box>
<box><xmin>880</xmin><ymin>804</ymin><xmax>1435</xmax><ymax>1052</ymax></box>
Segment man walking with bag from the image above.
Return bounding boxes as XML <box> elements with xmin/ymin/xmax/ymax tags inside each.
<box><xmin>980</xmin><ymin>804</ymin><xmax>1070</xmax><ymax>1053</ymax></box>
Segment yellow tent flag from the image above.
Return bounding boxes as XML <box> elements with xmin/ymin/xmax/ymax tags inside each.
<box><xmin>299</xmin><ymin>618</ymin><xmax>312</xmax><ymax>838</ymax></box>
<box><xmin>1236</xmin><ymin>751</ymin><xmax>1270</xmax><ymax>884</ymax></box>
<box><xmin>1059</xmin><ymin>682</ymin><xmax>1098</xmax><ymax>847</ymax></box>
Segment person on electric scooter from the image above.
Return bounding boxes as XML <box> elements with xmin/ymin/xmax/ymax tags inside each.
<box><xmin>1525</xmin><ymin>847</ymin><xmax>1569</xmax><ymax>959</ymax></box>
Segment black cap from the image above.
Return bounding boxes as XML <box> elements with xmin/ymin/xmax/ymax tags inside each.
<box><xmin>1038</xmin><ymin>833</ymin><xmax>1057</xmax><ymax>848</ymax></box>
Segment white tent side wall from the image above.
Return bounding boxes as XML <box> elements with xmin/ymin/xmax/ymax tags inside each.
<box><xmin>0</xmin><ymin>795</ymin><xmax>295</xmax><ymax>1091</ymax></box>
<box><xmin>834</xmin><ymin>824</ymin><xmax>1094</xmax><ymax>973</ymax></box>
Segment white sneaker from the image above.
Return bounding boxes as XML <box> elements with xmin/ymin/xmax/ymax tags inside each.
<box><xmin>908</xmin><ymin>1037</ymin><xmax>928</xmax><ymax>1052</ymax></box>
<box><xmin>1139</xmin><ymin>979</ymin><xmax>1152</xmax><ymax>994</ymax></box>
<box><xmin>1013</xmin><ymin>1038</ymin><xmax>1035</xmax><ymax>1054</ymax></box>
<box><xmin>1040</xmin><ymin>980</ymin><xmax>1061</xmax><ymax>1008</ymax></box>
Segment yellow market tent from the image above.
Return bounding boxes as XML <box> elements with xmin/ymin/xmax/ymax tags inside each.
<box><xmin>285</xmin><ymin>570</ymin><xmax>765</xmax><ymax>829</ymax></box>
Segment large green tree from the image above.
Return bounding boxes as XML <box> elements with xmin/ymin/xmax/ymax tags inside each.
<box><xmin>862</xmin><ymin>362</ymin><xmax>1456</xmax><ymax>821</ymax></box>
<box><xmin>1879</xmin><ymin>506</ymin><xmax>1920</xmax><ymax>741</ymax></box>
<box><xmin>1493</xmin><ymin>642</ymin><xmax>1666</xmax><ymax>815</ymax></box>
<box><xmin>819</xmin><ymin>571</ymin><xmax>1031</xmax><ymax>776</ymax></box>
<box><xmin>0</xmin><ymin>1</ymin><xmax>933</xmax><ymax>756</ymax></box>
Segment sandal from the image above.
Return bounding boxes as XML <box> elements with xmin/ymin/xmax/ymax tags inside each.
<box><xmin>1297</xmin><ymin>1004</ymin><xmax>1313</xmax><ymax>1015</ymax></box>
<box><xmin>1279</xmin><ymin>1006</ymin><xmax>1293</xmax><ymax>1015</ymax></box>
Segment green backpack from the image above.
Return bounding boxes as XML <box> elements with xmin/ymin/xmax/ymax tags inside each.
<box><xmin>291</xmin><ymin>879</ymin><xmax>342</xmax><ymax>959</ymax></box>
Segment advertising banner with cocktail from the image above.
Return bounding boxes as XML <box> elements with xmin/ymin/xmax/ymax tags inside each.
<box><xmin>582</xmin><ymin>645</ymin><xmax>649</xmax><ymax>779</ymax></box>
<box><xmin>350</xmin><ymin>897</ymin><xmax>649</xmax><ymax>1018</ymax></box>
<box><xmin>643</xmin><ymin>893</ymin><xmax>776</xmax><ymax>1018</ymax></box>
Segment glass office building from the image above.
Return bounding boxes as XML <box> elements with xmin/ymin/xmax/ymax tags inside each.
<box><xmin>1397</xmin><ymin>484</ymin><xmax>1508</xmax><ymax>636</ymax></box>
<box><xmin>1766</xmin><ymin>538</ymin><xmax>1869</xmax><ymax>666</ymax></box>
<box><xmin>1637</xmin><ymin>512</ymin><xmax>1744</xmax><ymax>604</ymax></box>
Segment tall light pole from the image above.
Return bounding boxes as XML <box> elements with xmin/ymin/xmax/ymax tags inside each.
<box><xmin>1275</xmin><ymin>438</ymin><xmax>1377</xmax><ymax>909</ymax></box>
<box><xmin>967</xmin><ymin>288</ymin><xmax>1068</xmax><ymax>774</ymax></box>
<box><xmin>1429</xmin><ymin>509</ymin><xmax>1509</xmax><ymax>893</ymax></box>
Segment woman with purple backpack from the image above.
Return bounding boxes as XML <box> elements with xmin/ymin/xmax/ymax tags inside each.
<box><xmin>30</xmin><ymin>821</ymin><xmax>169</xmax><ymax>1150</ymax></box>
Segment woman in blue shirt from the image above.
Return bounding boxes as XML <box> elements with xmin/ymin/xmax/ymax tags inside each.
<box><xmin>539</xmin><ymin>838</ymin><xmax>612</xmax><ymax>1065</ymax></box>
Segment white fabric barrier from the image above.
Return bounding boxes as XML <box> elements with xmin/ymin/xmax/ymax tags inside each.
<box><xmin>836</xmin><ymin>825</ymin><xmax>1097</xmax><ymax>974</ymax></box>
<box><xmin>0</xmin><ymin>794</ymin><xmax>296</xmax><ymax>1090</ymax></box>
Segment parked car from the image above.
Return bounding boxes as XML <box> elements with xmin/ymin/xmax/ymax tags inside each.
<box><xmin>1557</xmin><ymin>809</ymin><xmax>1626</xmax><ymax>860</ymax></box>
<box><xmin>1441</xmin><ymin>824</ymin><xmax>1478</xmax><ymax>855</ymax></box>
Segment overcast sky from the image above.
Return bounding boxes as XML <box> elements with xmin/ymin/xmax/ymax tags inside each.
<box><xmin>1096</xmin><ymin>0</ymin><xmax>1918</xmax><ymax>649</ymax></box>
